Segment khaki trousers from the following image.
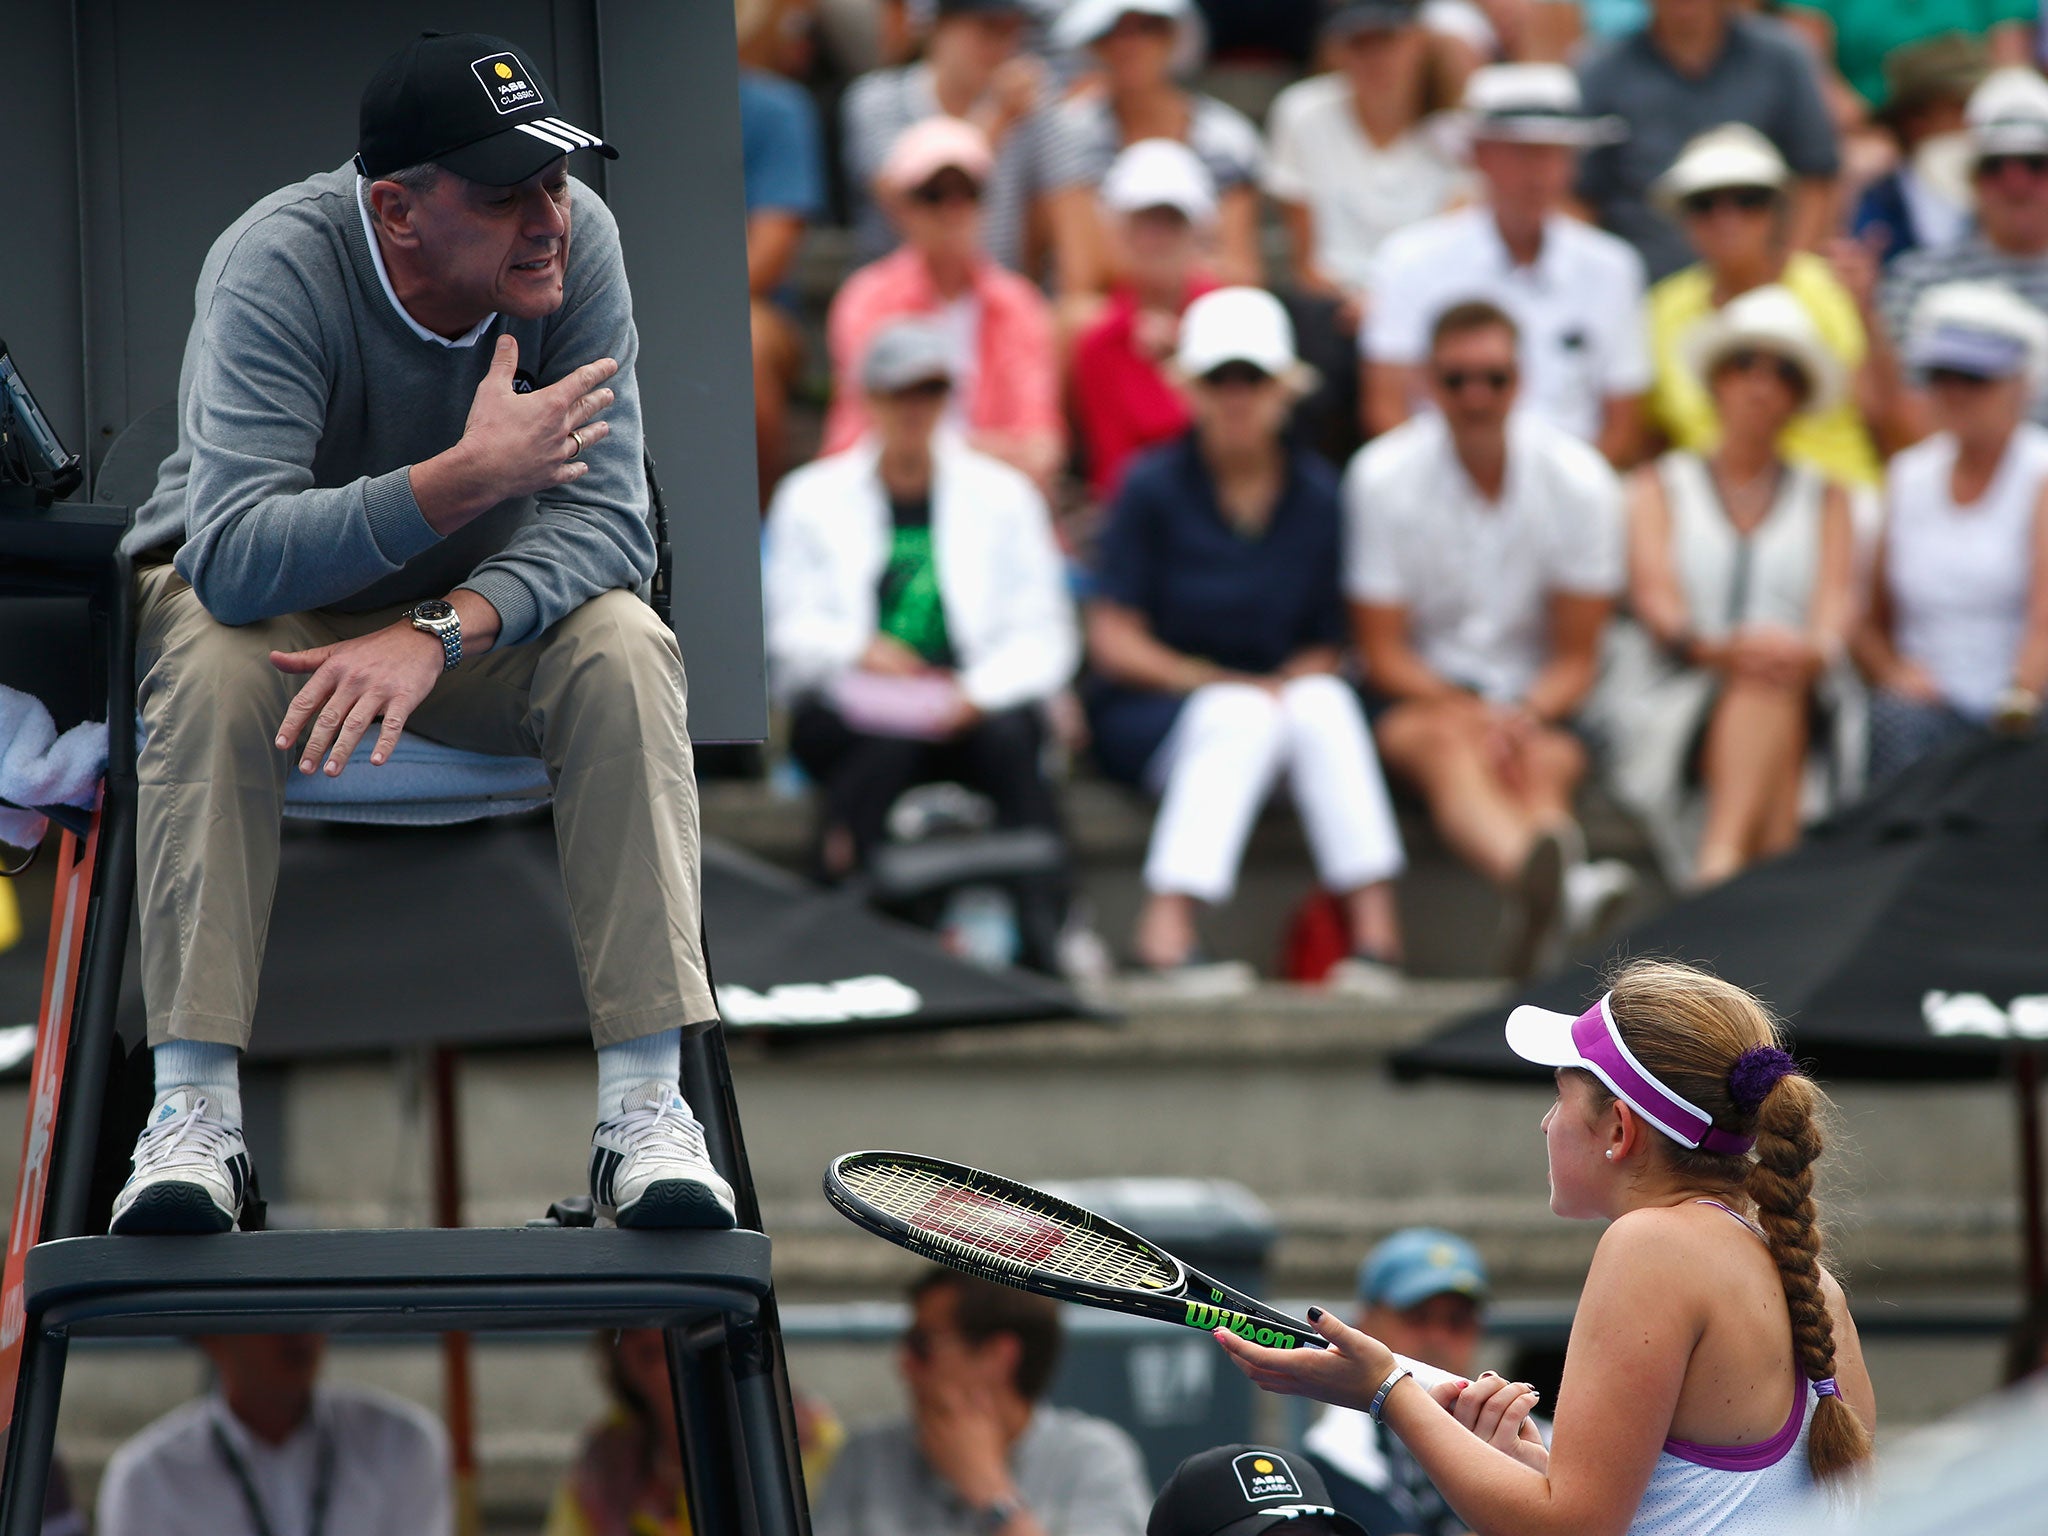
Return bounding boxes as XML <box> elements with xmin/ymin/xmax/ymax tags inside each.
<box><xmin>134</xmin><ymin>561</ymin><xmax>715</xmax><ymax>1049</ymax></box>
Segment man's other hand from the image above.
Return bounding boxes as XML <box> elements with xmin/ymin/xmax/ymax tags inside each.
<box><xmin>271</xmin><ymin>623</ymin><xmax>447</xmax><ymax>776</ymax></box>
<box><xmin>914</xmin><ymin>1380</ymin><xmax>1014</xmax><ymax>1508</ymax></box>
<box><xmin>414</xmin><ymin>336</ymin><xmax>619</xmax><ymax>534</ymax></box>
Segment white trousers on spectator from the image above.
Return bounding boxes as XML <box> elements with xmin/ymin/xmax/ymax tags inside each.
<box><xmin>1141</xmin><ymin>677</ymin><xmax>1405</xmax><ymax>904</ymax></box>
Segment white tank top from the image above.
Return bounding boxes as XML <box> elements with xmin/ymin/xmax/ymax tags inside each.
<box><xmin>1657</xmin><ymin>454</ymin><xmax>1826</xmax><ymax>641</ymax></box>
<box><xmin>1883</xmin><ymin>423</ymin><xmax>2048</xmax><ymax>719</ymax></box>
<box><xmin>1629</xmin><ymin>1200</ymin><xmax>1821</xmax><ymax>1535</ymax></box>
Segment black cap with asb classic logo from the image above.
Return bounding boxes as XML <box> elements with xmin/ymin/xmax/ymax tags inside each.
<box><xmin>356</xmin><ymin>32</ymin><xmax>618</xmax><ymax>188</ymax></box>
<box><xmin>1148</xmin><ymin>1445</ymin><xmax>1368</xmax><ymax>1536</ymax></box>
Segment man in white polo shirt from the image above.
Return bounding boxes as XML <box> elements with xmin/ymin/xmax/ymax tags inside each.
<box><xmin>1362</xmin><ymin>63</ymin><xmax>1650</xmax><ymax>468</ymax></box>
<box><xmin>1347</xmin><ymin>301</ymin><xmax>1633</xmax><ymax>977</ymax></box>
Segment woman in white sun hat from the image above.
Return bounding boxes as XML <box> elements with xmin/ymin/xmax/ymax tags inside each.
<box><xmin>1051</xmin><ymin>0</ymin><xmax>1266</xmax><ymax>288</ymax></box>
<box><xmin>1854</xmin><ymin>280</ymin><xmax>2048</xmax><ymax>784</ymax></box>
<box><xmin>1215</xmin><ymin>957</ymin><xmax>1876</xmax><ymax>1536</ymax></box>
<box><xmin>1602</xmin><ymin>285</ymin><xmax>1857</xmax><ymax>888</ymax></box>
<box><xmin>1085</xmin><ymin>288</ymin><xmax>1407</xmax><ymax>996</ymax></box>
<box><xmin>1646</xmin><ymin>124</ymin><xmax>1879</xmax><ymax>490</ymax></box>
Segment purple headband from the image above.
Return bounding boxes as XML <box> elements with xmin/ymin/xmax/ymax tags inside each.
<box><xmin>1570</xmin><ymin>996</ymin><xmax>1757</xmax><ymax>1156</ymax></box>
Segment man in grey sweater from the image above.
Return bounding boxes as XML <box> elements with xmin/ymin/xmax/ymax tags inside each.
<box><xmin>110</xmin><ymin>31</ymin><xmax>735</xmax><ymax>1235</ymax></box>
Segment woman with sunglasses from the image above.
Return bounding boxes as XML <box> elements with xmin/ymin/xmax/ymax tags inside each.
<box><xmin>1215</xmin><ymin>958</ymin><xmax>1876</xmax><ymax>1536</ymax></box>
<box><xmin>1051</xmin><ymin>0</ymin><xmax>1267</xmax><ymax>289</ymax></box>
<box><xmin>1854</xmin><ymin>280</ymin><xmax>2048</xmax><ymax>784</ymax></box>
<box><xmin>824</xmin><ymin>116</ymin><xmax>1064</xmax><ymax>493</ymax></box>
<box><xmin>1645</xmin><ymin>125</ymin><xmax>1879</xmax><ymax>490</ymax></box>
<box><xmin>1604</xmin><ymin>286</ymin><xmax>1856</xmax><ymax>887</ymax></box>
<box><xmin>1085</xmin><ymin>288</ymin><xmax>1406</xmax><ymax>995</ymax></box>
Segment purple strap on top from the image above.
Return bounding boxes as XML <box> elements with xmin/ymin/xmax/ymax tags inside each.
<box><xmin>1571</xmin><ymin>997</ymin><xmax>1757</xmax><ymax>1155</ymax></box>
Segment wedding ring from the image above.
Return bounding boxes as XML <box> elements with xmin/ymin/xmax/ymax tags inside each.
<box><xmin>568</xmin><ymin>428</ymin><xmax>585</xmax><ymax>459</ymax></box>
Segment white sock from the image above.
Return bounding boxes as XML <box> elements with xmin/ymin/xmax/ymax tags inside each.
<box><xmin>596</xmin><ymin>1028</ymin><xmax>681</xmax><ymax>1119</ymax></box>
<box><xmin>153</xmin><ymin>1039</ymin><xmax>243</xmax><ymax>1126</ymax></box>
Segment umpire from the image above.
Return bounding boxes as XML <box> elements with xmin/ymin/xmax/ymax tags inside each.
<box><xmin>111</xmin><ymin>32</ymin><xmax>734</xmax><ymax>1236</ymax></box>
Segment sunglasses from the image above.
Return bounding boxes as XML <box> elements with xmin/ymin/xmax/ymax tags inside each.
<box><xmin>1680</xmin><ymin>186</ymin><xmax>1778</xmax><ymax>218</ymax></box>
<box><xmin>910</xmin><ymin>178</ymin><xmax>984</xmax><ymax>207</ymax></box>
<box><xmin>1200</xmin><ymin>361</ymin><xmax>1275</xmax><ymax>389</ymax></box>
<box><xmin>1436</xmin><ymin>367</ymin><xmax>1515</xmax><ymax>394</ymax></box>
<box><xmin>1722</xmin><ymin>348</ymin><xmax>1809</xmax><ymax>393</ymax></box>
<box><xmin>887</xmin><ymin>377</ymin><xmax>952</xmax><ymax>402</ymax></box>
<box><xmin>1926</xmin><ymin>365</ymin><xmax>2003</xmax><ymax>388</ymax></box>
<box><xmin>1977</xmin><ymin>153</ymin><xmax>2048</xmax><ymax>180</ymax></box>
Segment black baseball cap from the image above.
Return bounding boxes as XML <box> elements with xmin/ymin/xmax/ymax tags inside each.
<box><xmin>1148</xmin><ymin>1446</ymin><xmax>1368</xmax><ymax>1536</ymax></box>
<box><xmin>356</xmin><ymin>32</ymin><xmax>618</xmax><ymax>188</ymax></box>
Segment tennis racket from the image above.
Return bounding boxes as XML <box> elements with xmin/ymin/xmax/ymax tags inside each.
<box><xmin>825</xmin><ymin>1150</ymin><xmax>1456</xmax><ymax>1389</ymax></box>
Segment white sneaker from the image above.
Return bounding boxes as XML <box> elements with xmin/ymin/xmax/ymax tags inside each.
<box><xmin>108</xmin><ymin>1089</ymin><xmax>250</xmax><ymax>1235</ymax></box>
<box><xmin>590</xmin><ymin>1084</ymin><xmax>738</xmax><ymax>1230</ymax></box>
<box><xmin>1564</xmin><ymin>859</ymin><xmax>1638</xmax><ymax>945</ymax></box>
<box><xmin>1325</xmin><ymin>955</ymin><xmax>1405</xmax><ymax>1000</ymax></box>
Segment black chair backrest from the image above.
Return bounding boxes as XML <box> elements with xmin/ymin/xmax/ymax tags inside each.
<box><xmin>95</xmin><ymin>402</ymin><xmax>180</xmax><ymax>516</ymax></box>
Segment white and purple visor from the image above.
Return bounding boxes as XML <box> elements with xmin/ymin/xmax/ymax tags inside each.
<box><xmin>1507</xmin><ymin>993</ymin><xmax>1755</xmax><ymax>1155</ymax></box>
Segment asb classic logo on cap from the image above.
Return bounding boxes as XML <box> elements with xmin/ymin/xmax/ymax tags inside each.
<box><xmin>1233</xmin><ymin>1452</ymin><xmax>1305</xmax><ymax>1503</ymax></box>
<box><xmin>473</xmin><ymin>52</ymin><xmax>543</xmax><ymax>114</ymax></box>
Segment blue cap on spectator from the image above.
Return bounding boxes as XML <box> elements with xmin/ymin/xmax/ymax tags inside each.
<box><xmin>1358</xmin><ymin>1229</ymin><xmax>1489</xmax><ymax>1310</ymax></box>
<box><xmin>1323</xmin><ymin>0</ymin><xmax>1422</xmax><ymax>36</ymax></box>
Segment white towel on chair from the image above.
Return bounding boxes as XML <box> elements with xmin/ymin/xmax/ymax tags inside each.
<box><xmin>0</xmin><ymin>684</ymin><xmax>108</xmax><ymax>849</ymax></box>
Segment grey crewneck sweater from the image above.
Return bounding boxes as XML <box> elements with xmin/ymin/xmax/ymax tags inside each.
<box><xmin>123</xmin><ymin>163</ymin><xmax>652</xmax><ymax>648</ymax></box>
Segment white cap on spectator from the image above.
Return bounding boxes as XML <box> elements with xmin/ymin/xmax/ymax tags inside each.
<box><xmin>1652</xmin><ymin>124</ymin><xmax>1791</xmax><ymax>210</ymax></box>
<box><xmin>1052</xmin><ymin>0</ymin><xmax>1207</xmax><ymax>75</ymax></box>
<box><xmin>1176</xmin><ymin>287</ymin><xmax>1304</xmax><ymax>379</ymax></box>
<box><xmin>1967</xmin><ymin>66</ymin><xmax>2048</xmax><ymax>157</ymax></box>
<box><xmin>1683</xmin><ymin>285</ymin><xmax>1843</xmax><ymax>412</ymax></box>
<box><xmin>1101</xmin><ymin>138</ymin><xmax>1217</xmax><ymax>225</ymax></box>
<box><xmin>879</xmin><ymin>116</ymin><xmax>994</xmax><ymax>194</ymax></box>
<box><xmin>1463</xmin><ymin>63</ymin><xmax>1627</xmax><ymax>147</ymax></box>
<box><xmin>861</xmin><ymin>320</ymin><xmax>957</xmax><ymax>394</ymax></box>
<box><xmin>1907</xmin><ymin>281</ymin><xmax>2048</xmax><ymax>384</ymax></box>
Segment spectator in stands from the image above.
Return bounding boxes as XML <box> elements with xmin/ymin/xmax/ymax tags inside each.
<box><xmin>1610</xmin><ymin>287</ymin><xmax>1857</xmax><ymax>886</ymax></box>
<box><xmin>739</xmin><ymin>0</ymin><xmax>829</xmax><ymax>507</ymax></box>
<box><xmin>840</xmin><ymin>0</ymin><xmax>1095</xmax><ymax>297</ymax></box>
<box><xmin>1872</xmin><ymin>69</ymin><xmax>2048</xmax><ymax>442</ymax></box>
<box><xmin>1302</xmin><ymin>1229</ymin><xmax>1492</xmax><ymax>1536</ymax></box>
<box><xmin>1265</xmin><ymin>0</ymin><xmax>1470</xmax><ymax>462</ymax></box>
<box><xmin>1576</xmin><ymin>0</ymin><xmax>1840</xmax><ymax>283</ymax></box>
<box><xmin>1149</xmin><ymin>1443</ymin><xmax>1366</xmax><ymax>1536</ymax></box>
<box><xmin>815</xmin><ymin>1269</ymin><xmax>1150</xmax><ymax>1536</ymax></box>
<box><xmin>1086</xmin><ymin>289</ymin><xmax>1407</xmax><ymax>995</ymax></box>
<box><xmin>1365</xmin><ymin>64</ymin><xmax>1649</xmax><ymax>469</ymax></box>
<box><xmin>1052</xmin><ymin>0</ymin><xmax>1267</xmax><ymax>287</ymax></box>
<box><xmin>97</xmin><ymin>1333</ymin><xmax>450</xmax><ymax>1536</ymax></box>
<box><xmin>1850</xmin><ymin>34</ymin><xmax>1987</xmax><ymax>269</ymax></box>
<box><xmin>1348</xmin><ymin>301</ymin><xmax>1632</xmax><ymax>979</ymax></box>
<box><xmin>546</xmin><ymin>1328</ymin><xmax>843</xmax><ymax>1535</ymax></box>
<box><xmin>1646</xmin><ymin>125</ymin><xmax>1880</xmax><ymax>488</ymax></box>
<box><xmin>768</xmin><ymin>320</ymin><xmax>1078</xmax><ymax>972</ymax></box>
<box><xmin>1855</xmin><ymin>282</ymin><xmax>2048</xmax><ymax>784</ymax></box>
<box><xmin>825</xmin><ymin>117</ymin><xmax>1064</xmax><ymax>490</ymax></box>
<box><xmin>1779</xmin><ymin>0</ymin><xmax>2032</xmax><ymax>127</ymax></box>
<box><xmin>1072</xmin><ymin>139</ymin><xmax>1219</xmax><ymax>502</ymax></box>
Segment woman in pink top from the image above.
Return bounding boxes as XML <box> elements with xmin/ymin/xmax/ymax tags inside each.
<box><xmin>824</xmin><ymin>116</ymin><xmax>1064</xmax><ymax>492</ymax></box>
<box><xmin>1216</xmin><ymin>959</ymin><xmax>1877</xmax><ymax>1535</ymax></box>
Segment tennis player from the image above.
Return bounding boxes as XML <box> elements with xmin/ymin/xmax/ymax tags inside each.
<box><xmin>1214</xmin><ymin>958</ymin><xmax>1876</xmax><ymax>1534</ymax></box>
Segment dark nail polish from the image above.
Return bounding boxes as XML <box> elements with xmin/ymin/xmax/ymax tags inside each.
<box><xmin>1307</xmin><ymin>1306</ymin><xmax>1323</xmax><ymax>1322</ymax></box>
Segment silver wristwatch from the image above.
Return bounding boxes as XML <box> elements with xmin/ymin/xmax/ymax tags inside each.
<box><xmin>407</xmin><ymin>598</ymin><xmax>462</xmax><ymax>671</ymax></box>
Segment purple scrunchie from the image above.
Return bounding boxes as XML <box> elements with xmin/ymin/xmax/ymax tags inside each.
<box><xmin>1728</xmin><ymin>1046</ymin><xmax>1800</xmax><ymax>1114</ymax></box>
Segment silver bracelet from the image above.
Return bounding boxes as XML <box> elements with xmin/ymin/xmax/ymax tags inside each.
<box><xmin>1368</xmin><ymin>1364</ymin><xmax>1413</xmax><ymax>1423</ymax></box>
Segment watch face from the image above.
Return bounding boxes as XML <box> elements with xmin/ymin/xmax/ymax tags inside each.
<box><xmin>414</xmin><ymin>599</ymin><xmax>455</xmax><ymax>623</ymax></box>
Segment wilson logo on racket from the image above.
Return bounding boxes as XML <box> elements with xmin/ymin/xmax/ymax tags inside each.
<box><xmin>1183</xmin><ymin>1300</ymin><xmax>1297</xmax><ymax>1348</ymax></box>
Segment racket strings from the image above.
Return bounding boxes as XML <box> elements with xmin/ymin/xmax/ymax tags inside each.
<box><xmin>842</xmin><ymin>1160</ymin><xmax>1176</xmax><ymax>1290</ymax></box>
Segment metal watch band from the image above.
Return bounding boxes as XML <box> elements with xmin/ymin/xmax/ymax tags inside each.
<box><xmin>408</xmin><ymin>604</ymin><xmax>462</xmax><ymax>672</ymax></box>
<box><xmin>1369</xmin><ymin>1364</ymin><xmax>1413</xmax><ymax>1423</ymax></box>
